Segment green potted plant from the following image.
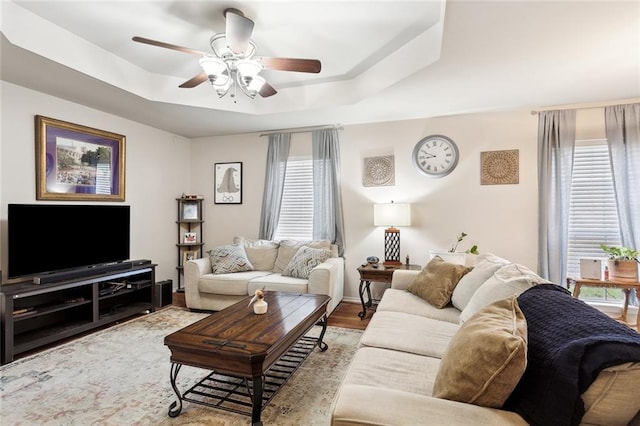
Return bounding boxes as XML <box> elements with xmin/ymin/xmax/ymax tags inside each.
<box><xmin>429</xmin><ymin>232</ymin><xmax>479</xmax><ymax>265</ymax></box>
<box><xmin>600</xmin><ymin>244</ymin><xmax>639</xmax><ymax>282</ymax></box>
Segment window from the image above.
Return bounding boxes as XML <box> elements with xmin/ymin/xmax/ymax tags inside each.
<box><xmin>566</xmin><ymin>139</ymin><xmax>623</xmax><ymax>301</ymax></box>
<box><xmin>273</xmin><ymin>156</ymin><xmax>313</xmax><ymax>240</ymax></box>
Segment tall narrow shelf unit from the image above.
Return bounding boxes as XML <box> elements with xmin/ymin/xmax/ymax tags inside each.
<box><xmin>176</xmin><ymin>197</ymin><xmax>204</xmax><ymax>290</ymax></box>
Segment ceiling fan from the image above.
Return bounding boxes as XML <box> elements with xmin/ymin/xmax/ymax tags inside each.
<box><xmin>132</xmin><ymin>8</ymin><xmax>321</xmax><ymax>99</ymax></box>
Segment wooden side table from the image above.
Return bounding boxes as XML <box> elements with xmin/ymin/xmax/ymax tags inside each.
<box><xmin>567</xmin><ymin>277</ymin><xmax>640</xmax><ymax>331</ymax></box>
<box><xmin>357</xmin><ymin>263</ymin><xmax>421</xmax><ymax>319</ymax></box>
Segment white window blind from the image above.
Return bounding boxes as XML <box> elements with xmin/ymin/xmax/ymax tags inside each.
<box><xmin>274</xmin><ymin>156</ymin><xmax>313</xmax><ymax>241</ymax></box>
<box><xmin>566</xmin><ymin>139</ymin><xmax>622</xmax><ymax>279</ymax></box>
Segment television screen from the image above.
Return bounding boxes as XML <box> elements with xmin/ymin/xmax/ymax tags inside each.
<box><xmin>8</xmin><ymin>204</ymin><xmax>130</xmax><ymax>279</ymax></box>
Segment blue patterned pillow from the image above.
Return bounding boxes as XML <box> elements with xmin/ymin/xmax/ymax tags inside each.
<box><xmin>282</xmin><ymin>246</ymin><xmax>332</xmax><ymax>279</ymax></box>
<box><xmin>207</xmin><ymin>244</ymin><xmax>253</xmax><ymax>274</ymax></box>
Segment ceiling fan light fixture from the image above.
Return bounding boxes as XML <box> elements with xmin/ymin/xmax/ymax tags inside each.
<box><xmin>199</xmin><ymin>56</ymin><xmax>226</xmax><ymax>82</ymax></box>
<box><xmin>235</xmin><ymin>59</ymin><xmax>262</xmax><ymax>78</ymax></box>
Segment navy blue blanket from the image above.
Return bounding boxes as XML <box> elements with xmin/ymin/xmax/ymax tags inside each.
<box><xmin>504</xmin><ymin>284</ymin><xmax>640</xmax><ymax>426</ymax></box>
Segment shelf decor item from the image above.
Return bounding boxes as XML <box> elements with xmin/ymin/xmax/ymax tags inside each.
<box><xmin>35</xmin><ymin>115</ymin><xmax>126</xmax><ymax>201</ymax></box>
<box><xmin>182</xmin><ymin>249</ymin><xmax>198</xmax><ymax>265</ymax></box>
<box><xmin>181</xmin><ymin>202</ymin><xmax>199</xmax><ymax>220</ymax></box>
<box><xmin>214</xmin><ymin>162</ymin><xmax>242</xmax><ymax>204</ymax></box>
<box><xmin>184</xmin><ymin>232</ymin><xmax>197</xmax><ymax>244</ymax></box>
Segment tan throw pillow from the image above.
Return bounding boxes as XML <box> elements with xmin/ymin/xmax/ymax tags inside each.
<box><xmin>232</xmin><ymin>237</ymin><xmax>279</xmax><ymax>271</ymax></box>
<box><xmin>433</xmin><ymin>295</ymin><xmax>528</xmax><ymax>408</ymax></box>
<box><xmin>407</xmin><ymin>256</ymin><xmax>472</xmax><ymax>308</ymax></box>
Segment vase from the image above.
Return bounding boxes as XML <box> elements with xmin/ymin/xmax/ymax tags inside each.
<box><xmin>607</xmin><ymin>259</ymin><xmax>639</xmax><ymax>282</ymax></box>
<box><xmin>253</xmin><ymin>299</ymin><xmax>268</xmax><ymax>314</ymax></box>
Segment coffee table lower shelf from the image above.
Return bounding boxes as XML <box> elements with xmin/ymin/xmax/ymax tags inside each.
<box><xmin>168</xmin><ymin>333</ymin><xmax>328</xmax><ymax>423</ymax></box>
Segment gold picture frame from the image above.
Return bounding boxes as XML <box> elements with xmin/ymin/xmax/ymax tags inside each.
<box><xmin>35</xmin><ymin>115</ymin><xmax>126</xmax><ymax>201</ymax></box>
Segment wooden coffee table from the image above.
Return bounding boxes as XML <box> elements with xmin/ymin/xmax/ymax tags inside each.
<box><xmin>164</xmin><ymin>291</ymin><xmax>330</xmax><ymax>425</ymax></box>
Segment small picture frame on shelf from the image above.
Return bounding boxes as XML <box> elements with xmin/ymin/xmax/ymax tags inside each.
<box><xmin>181</xmin><ymin>202</ymin><xmax>199</xmax><ymax>220</ymax></box>
<box><xmin>182</xmin><ymin>249</ymin><xmax>198</xmax><ymax>265</ymax></box>
<box><xmin>184</xmin><ymin>232</ymin><xmax>197</xmax><ymax>244</ymax></box>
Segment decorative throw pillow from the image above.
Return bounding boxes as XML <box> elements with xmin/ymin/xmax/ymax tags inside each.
<box><xmin>232</xmin><ymin>237</ymin><xmax>279</xmax><ymax>271</ymax></box>
<box><xmin>459</xmin><ymin>263</ymin><xmax>550</xmax><ymax>323</ymax></box>
<box><xmin>407</xmin><ymin>256</ymin><xmax>472</xmax><ymax>308</ymax></box>
<box><xmin>433</xmin><ymin>295</ymin><xmax>528</xmax><ymax>408</ymax></box>
<box><xmin>273</xmin><ymin>239</ymin><xmax>332</xmax><ymax>273</ymax></box>
<box><xmin>451</xmin><ymin>253</ymin><xmax>511</xmax><ymax>311</ymax></box>
<box><xmin>282</xmin><ymin>246</ymin><xmax>332</xmax><ymax>279</ymax></box>
<box><xmin>207</xmin><ymin>244</ymin><xmax>253</xmax><ymax>274</ymax></box>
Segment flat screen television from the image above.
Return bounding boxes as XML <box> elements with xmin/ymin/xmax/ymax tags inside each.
<box><xmin>8</xmin><ymin>204</ymin><xmax>130</xmax><ymax>279</ymax></box>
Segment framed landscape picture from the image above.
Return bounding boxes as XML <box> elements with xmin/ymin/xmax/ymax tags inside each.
<box><xmin>180</xmin><ymin>202</ymin><xmax>199</xmax><ymax>220</ymax></box>
<box><xmin>35</xmin><ymin>115</ymin><xmax>126</xmax><ymax>201</ymax></box>
<box><xmin>214</xmin><ymin>162</ymin><xmax>242</xmax><ymax>204</ymax></box>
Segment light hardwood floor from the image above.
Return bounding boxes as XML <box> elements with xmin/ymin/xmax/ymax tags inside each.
<box><xmin>171</xmin><ymin>292</ymin><xmax>371</xmax><ymax>330</ymax></box>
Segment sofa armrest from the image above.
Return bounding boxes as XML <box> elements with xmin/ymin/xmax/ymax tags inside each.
<box><xmin>184</xmin><ymin>257</ymin><xmax>212</xmax><ymax>307</ymax></box>
<box><xmin>330</xmin><ymin>384</ymin><xmax>528</xmax><ymax>426</ymax></box>
<box><xmin>308</xmin><ymin>257</ymin><xmax>344</xmax><ymax>315</ymax></box>
<box><xmin>391</xmin><ymin>269</ymin><xmax>420</xmax><ymax>291</ymax></box>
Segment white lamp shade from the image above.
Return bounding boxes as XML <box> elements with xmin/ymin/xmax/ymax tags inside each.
<box><xmin>374</xmin><ymin>203</ymin><xmax>411</xmax><ymax>227</ymax></box>
<box><xmin>236</xmin><ymin>59</ymin><xmax>263</xmax><ymax>77</ymax></box>
<box><xmin>199</xmin><ymin>56</ymin><xmax>226</xmax><ymax>77</ymax></box>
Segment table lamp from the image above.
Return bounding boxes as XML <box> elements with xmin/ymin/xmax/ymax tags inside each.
<box><xmin>374</xmin><ymin>202</ymin><xmax>411</xmax><ymax>266</ymax></box>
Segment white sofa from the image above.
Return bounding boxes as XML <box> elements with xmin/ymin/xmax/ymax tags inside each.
<box><xmin>330</xmin><ymin>254</ymin><xmax>640</xmax><ymax>426</ymax></box>
<box><xmin>184</xmin><ymin>237</ymin><xmax>344</xmax><ymax>315</ymax></box>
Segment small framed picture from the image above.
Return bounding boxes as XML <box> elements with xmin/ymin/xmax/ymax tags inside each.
<box><xmin>214</xmin><ymin>162</ymin><xmax>242</xmax><ymax>204</ymax></box>
<box><xmin>184</xmin><ymin>232</ymin><xmax>197</xmax><ymax>244</ymax></box>
<box><xmin>181</xmin><ymin>202</ymin><xmax>199</xmax><ymax>220</ymax></box>
<box><xmin>182</xmin><ymin>249</ymin><xmax>198</xmax><ymax>265</ymax></box>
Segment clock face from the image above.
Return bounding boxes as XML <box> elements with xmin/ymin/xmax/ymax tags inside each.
<box><xmin>412</xmin><ymin>135</ymin><xmax>459</xmax><ymax>177</ymax></box>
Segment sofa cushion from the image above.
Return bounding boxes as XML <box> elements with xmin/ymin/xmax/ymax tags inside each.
<box><xmin>433</xmin><ymin>295</ymin><xmax>528</xmax><ymax>408</ymax></box>
<box><xmin>342</xmin><ymin>346</ymin><xmax>440</xmax><ymax>396</ymax></box>
<box><xmin>407</xmin><ymin>256</ymin><xmax>472</xmax><ymax>309</ymax></box>
<box><xmin>207</xmin><ymin>244</ymin><xmax>254</xmax><ymax>274</ymax></box>
<box><xmin>233</xmin><ymin>237</ymin><xmax>279</xmax><ymax>271</ymax></box>
<box><xmin>450</xmin><ymin>253</ymin><xmax>510</xmax><ymax>311</ymax></box>
<box><xmin>273</xmin><ymin>239</ymin><xmax>331</xmax><ymax>273</ymax></box>
<box><xmin>198</xmin><ymin>271</ymin><xmax>272</xmax><ymax>295</ymax></box>
<box><xmin>359</xmin><ymin>311</ymin><xmax>459</xmax><ymax>358</ymax></box>
<box><xmin>459</xmin><ymin>263</ymin><xmax>548</xmax><ymax>323</ymax></box>
<box><xmin>377</xmin><ymin>289</ymin><xmax>461</xmax><ymax>323</ymax></box>
<box><xmin>247</xmin><ymin>273</ymin><xmax>309</xmax><ymax>294</ymax></box>
<box><xmin>282</xmin><ymin>246</ymin><xmax>332</xmax><ymax>279</ymax></box>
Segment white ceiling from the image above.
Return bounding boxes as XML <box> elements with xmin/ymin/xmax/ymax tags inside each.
<box><xmin>1</xmin><ymin>1</ymin><xmax>639</xmax><ymax>138</ymax></box>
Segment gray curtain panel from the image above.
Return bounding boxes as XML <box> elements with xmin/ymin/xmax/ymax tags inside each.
<box><xmin>312</xmin><ymin>128</ymin><xmax>346</xmax><ymax>256</ymax></box>
<box><xmin>258</xmin><ymin>132</ymin><xmax>291</xmax><ymax>240</ymax></box>
<box><xmin>605</xmin><ymin>103</ymin><xmax>640</xmax><ymax>305</ymax></box>
<box><xmin>537</xmin><ymin>110</ymin><xmax>576</xmax><ymax>285</ymax></box>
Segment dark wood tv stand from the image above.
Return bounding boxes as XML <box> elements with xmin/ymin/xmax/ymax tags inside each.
<box><xmin>0</xmin><ymin>263</ymin><xmax>156</xmax><ymax>364</ymax></box>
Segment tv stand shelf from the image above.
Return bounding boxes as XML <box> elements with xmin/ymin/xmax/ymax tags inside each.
<box><xmin>0</xmin><ymin>263</ymin><xmax>156</xmax><ymax>364</ymax></box>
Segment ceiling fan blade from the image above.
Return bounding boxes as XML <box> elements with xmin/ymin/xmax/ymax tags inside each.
<box><xmin>132</xmin><ymin>36</ymin><xmax>207</xmax><ymax>56</ymax></box>
<box><xmin>259</xmin><ymin>82</ymin><xmax>277</xmax><ymax>98</ymax></box>
<box><xmin>255</xmin><ymin>57</ymin><xmax>321</xmax><ymax>74</ymax></box>
<box><xmin>224</xmin><ymin>8</ymin><xmax>254</xmax><ymax>55</ymax></box>
<box><xmin>179</xmin><ymin>72</ymin><xmax>208</xmax><ymax>88</ymax></box>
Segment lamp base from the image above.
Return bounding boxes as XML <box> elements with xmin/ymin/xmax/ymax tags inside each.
<box><xmin>384</xmin><ymin>227</ymin><xmax>401</xmax><ymax>265</ymax></box>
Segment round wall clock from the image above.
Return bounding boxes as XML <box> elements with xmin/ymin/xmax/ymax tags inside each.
<box><xmin>412</xmin><ymin>134</ymin><xmax>459</xmax><ymax>177</ymax></box>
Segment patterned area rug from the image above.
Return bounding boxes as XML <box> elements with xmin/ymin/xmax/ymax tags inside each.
<box><xmin>0</xmin><ymin>306</ymin><xmax>362</xmax><ymax>425</ymax></box>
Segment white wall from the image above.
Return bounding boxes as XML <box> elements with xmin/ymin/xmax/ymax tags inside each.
<box><xmin>1</xmin><ymin>80</ymin><xmax>623</xmax><ymax>301</ymax></box>
<box><xmin>0</xmin><ymin>82</ymin><xmax>189</xmax><ymax>286</ymax></box>
<box><xmin>187</xmin><ymin>109</ymin><xmax>549</xmax><ymax>301</ymax></box>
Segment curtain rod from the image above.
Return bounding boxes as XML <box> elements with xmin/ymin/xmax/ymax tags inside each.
<box><xmin>530</xmin><ymin>99</ymin><xmax>639</xmax><ymax>115</ymax></box>
<box><xmin>259</xmin><ymin>124</ymin><xmax>343</xmax><ymax>137</ymax></box>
